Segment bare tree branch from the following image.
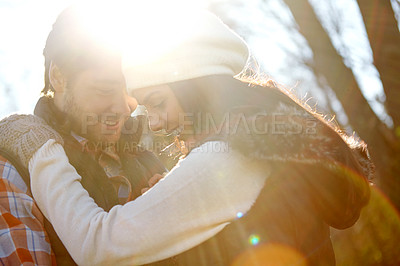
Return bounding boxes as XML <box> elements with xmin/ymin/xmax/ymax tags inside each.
<box><xmin>357</xmin><ymin>0</ymin><xmax>400</xmax><ymax>128</ymax></box>
<box><xmin>283</xmin><ymin>0</ymin><xmax>400</xmax><ymax>208</ymax></box>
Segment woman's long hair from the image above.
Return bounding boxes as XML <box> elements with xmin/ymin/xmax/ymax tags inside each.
<box><xmin>169</xmin><ymin>74</ymin><xmax>373</xmax><ymax>229</ymax></box>
<box><xmin>170</xmin><ymin>75</ymin><xmax>296</xmax><ymax>132</ymax></box>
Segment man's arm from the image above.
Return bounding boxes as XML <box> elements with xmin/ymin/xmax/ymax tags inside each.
<box><xmin>0</xmin><ymin>156</ymin><xmax>56</xmax><ymax>265</ymax></box>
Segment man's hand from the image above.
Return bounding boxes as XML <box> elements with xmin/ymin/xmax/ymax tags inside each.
<box><xmin>141</xmin><ymin>173</ymin><xmax>166</xmax><ymax>194</ymax></box>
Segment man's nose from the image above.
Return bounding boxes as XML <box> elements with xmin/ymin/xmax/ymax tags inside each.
<box><xmin>127</xmin><ymin>96</ymin><xmax>138</xmax><ymax>113</ymax></box>
<box><xmin>110</xmin><ymin>91</ymin><xmax>131</xmax><ymax>116</ymax></box>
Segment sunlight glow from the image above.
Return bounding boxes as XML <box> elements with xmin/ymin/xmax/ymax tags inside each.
<box><xmin>120</xmin><ymin>2</ymin><xmax>210</xmax><ymax>70</ymax></box>
<box><xmin>0</xmin><ymin>0</ymin><xmax>71</xmax><ymax>115</ymax></box>
<box><xmin>0</xmin><ymin>0</ymin><xmax>208</xmax><ymax>116</ymax></box>
<box><xmin>73</xmin><ymin>0</ymin><xmax>208</xmax><ymax>65</ymax></box>
<box><xmin>232</xmin><ymin>243</ymin><xmax>307</xmax><ymax>266</ymax></box>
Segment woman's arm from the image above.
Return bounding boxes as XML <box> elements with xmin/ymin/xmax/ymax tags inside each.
<box><xmin>29</xmin><ymin>140</ymin><xmax>267</xmax><ymax>265</ymax></box>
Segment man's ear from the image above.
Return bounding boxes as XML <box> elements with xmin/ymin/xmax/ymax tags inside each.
<box><xmin>49</xmin><ymin>61</ymin><xmax>66</xmax><ymax>92</ymax></box>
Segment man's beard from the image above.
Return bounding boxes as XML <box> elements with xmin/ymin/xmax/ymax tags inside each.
<box><xmin>63</xmin><ymin>89</ymin><xmax>122</xmax><ymax>146</ymax></box>
<box><xmin>63</xmin><ymin>89</ymin><xmax>85</xmax><ymax>135</ymax></box>
<box><xmin>63</xmin><ymin>89</ymin><xmax>101</xmax><ymax>143</ymax></box>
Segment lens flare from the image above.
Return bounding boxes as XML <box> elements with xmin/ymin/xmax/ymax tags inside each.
<box><xmin>248</xmin><ymin>234</ymin><xmax>260</xmax><ymax>246</ymax></box>
<box><xmin>232</xmin><ymin>243</ymin><xmax>307</xmax><ymax>266</ymax></box>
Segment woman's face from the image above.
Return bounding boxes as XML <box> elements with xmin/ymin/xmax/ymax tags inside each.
<box><xmin>133</xmin><ymin>84</ymin><xmax>187</xmax><ymax>134</ymax></box>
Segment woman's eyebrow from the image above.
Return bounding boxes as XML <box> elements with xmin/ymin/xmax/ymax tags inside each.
<box><xmin>93</xmin><ymin>79</ymin><xmax>123</xmax><ymax>86</ymax></box>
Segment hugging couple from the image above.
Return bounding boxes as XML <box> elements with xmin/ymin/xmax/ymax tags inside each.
<box><xmin>0</xmin><ymin>2</ymin><xmax>372</xmax><ymax>265</ymax></box>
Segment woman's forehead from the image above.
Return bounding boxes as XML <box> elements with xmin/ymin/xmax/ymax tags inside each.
<box><xmin>132</xmin><ymin>84</ymin><xmax>172</xmax><ymax>103</ymax></box>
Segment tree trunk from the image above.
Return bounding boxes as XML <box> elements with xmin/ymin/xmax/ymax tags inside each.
<box><xmin>357</xmin><ymin>0</ymin><xmax>400</xmax><ymax>129</ymax></box>
<box><xmin>282</xmin><ymin>0</ymin><xmax>400</xmax><ymax>208</ymax></box>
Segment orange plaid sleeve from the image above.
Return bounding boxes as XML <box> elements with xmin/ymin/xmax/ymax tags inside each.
<box><xmin>0</xmin><ymin>155</ymin><xmax>56</xmax><ymax>265</ymax></box>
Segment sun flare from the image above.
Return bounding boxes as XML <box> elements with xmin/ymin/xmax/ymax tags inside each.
<box><xmin>73</xmin><ymin>0</ymin><xmax>208</xmax><ymax>65</ymax></box>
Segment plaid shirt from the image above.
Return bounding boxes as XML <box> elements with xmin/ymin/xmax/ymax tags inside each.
<box><xmin>0</xmin><ymin>155</ymin><xmax>56</xmax><ymax>265</ymax></box>
<box><xmin>0</xmin><ymin>134</ymin><xmax>136</xmax><ymax>265</ymax></box>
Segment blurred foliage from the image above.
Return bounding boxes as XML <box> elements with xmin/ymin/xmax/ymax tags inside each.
<box><xmin>332</xmin><ymin>185</ymin><xmax>400</xmax><ymax>265</ymax></box>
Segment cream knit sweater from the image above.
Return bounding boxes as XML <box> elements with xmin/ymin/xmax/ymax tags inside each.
<box><xmin>29</xmin><ymin>140</ymin><xmax>268</xmax><ymax>265</ymax></box>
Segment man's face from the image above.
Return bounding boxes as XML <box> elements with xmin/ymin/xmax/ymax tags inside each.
<box><xmin>64</xmin><ymin>62</ymin><xmax>131</xmax><ymax>145</ymax></box>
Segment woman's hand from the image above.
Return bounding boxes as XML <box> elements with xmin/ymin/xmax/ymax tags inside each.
<box><xmin>141</xmin><ymin>173</ymin><xmax>166</xmax><ymax>194</ymax></box>
<box><xmin>0</xmin><ymin>114</ymin><xmax>63</xmax><ymax>168</ymax></box>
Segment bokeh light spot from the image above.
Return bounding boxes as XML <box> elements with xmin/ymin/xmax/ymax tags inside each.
<box><xmin>248</xmin><ymin>234</ymin><xmax>260</xmax><ymax>246</ymax></box>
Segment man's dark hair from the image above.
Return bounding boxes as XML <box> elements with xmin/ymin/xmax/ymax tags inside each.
<box><xmin>42</xmin><ymin>5</ymin><xmax>121</xmax><ymax>96</ymax></box>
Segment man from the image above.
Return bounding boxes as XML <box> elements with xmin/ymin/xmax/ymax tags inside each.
<box><xmin>0</xmin><ymin>5</ymin><xmax>165</xmax><ymax>265</ymax></box>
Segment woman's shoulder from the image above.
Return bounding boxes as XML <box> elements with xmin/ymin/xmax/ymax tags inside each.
<box><xmin>182</xmin><ymin>140</ymin><xmax>244</xmax><ymax>168</ymax></box>
<box><xmin>185</xmin><ymin>141</ymin><xmax>236</xmax><ymax>166</ymax></box>
<box><xmin>190</xmin><ymin>140</ymin><xmax>230</xmax><ymax>154</ymax></box>
<box><xmin>183</xmin><ymin>140</ymin><xmax>269</xmax><ymax>177</ymax></box>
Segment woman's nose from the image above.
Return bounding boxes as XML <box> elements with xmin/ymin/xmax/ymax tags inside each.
<box><xmin>148</xmin><ymin>112</ymin><xmax>163</xmax><ymax>132</ymax></box>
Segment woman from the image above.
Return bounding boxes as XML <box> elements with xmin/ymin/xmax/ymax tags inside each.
<box><xmin>128</xmin><ymin>76</ymin><xmax>372</xmax><ymax>265</ymax></box>
<box><xmin>123</xmin><ymin>8</ymin><xmax>372</xmax><ymax>265</ymax></box>
<box><xmin>0</xmin><ymin>8</ymin><xmax>371</xmax><ymax>266</ymax></box>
